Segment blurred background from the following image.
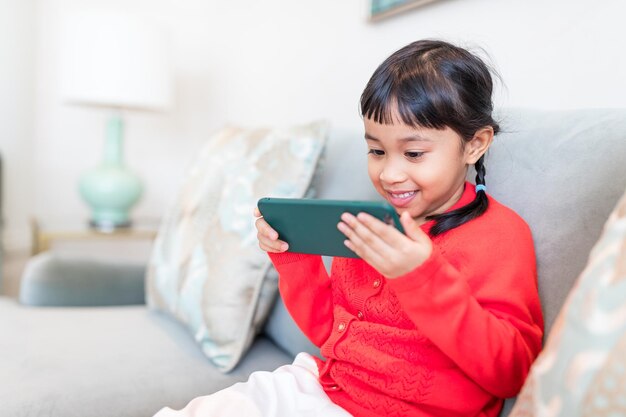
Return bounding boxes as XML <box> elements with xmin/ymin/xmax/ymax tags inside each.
<box><xmin>1</xmin><ymin>0</ymin><xmax>625</xmax><ymax>290</ymax></box>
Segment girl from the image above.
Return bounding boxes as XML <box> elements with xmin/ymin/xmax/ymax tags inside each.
<box><xmin>157</xmin><ymin>39</ymin><xmax>544</xmax><ymax>417</ymax></box>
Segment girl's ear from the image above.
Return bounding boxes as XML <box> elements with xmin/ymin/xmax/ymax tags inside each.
<box><xmin>465</xmin><ymin>126</ymin><xmax>494</xmax><ymax>164</ymax></box>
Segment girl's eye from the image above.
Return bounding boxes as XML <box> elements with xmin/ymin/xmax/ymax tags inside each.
<box><xmin>368</xmin><ymin>149</ymin><xmax>385</xmax><ymax>156</ymax></box>
<box><xmin>405</xmin><ymin>151</ymin><xmax>424</xmax><ymax>159</ymax></box>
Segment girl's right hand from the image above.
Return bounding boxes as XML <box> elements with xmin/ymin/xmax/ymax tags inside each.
<box><xmin>254</xmin><ymin>207</ymin><xmax>289</xmax><ymax>253</ymax></box>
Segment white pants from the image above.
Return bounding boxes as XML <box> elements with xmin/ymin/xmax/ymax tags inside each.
<box><xmin>153</xmin><ymin>353</ymin><xmax>352</xmax><ymax>417</ymax></box>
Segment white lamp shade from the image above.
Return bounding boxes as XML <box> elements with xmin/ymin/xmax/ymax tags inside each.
<box><xmin>60</xmin><ymin>10</ymin><xmax>172</xmax><ymax>111</ymax></box>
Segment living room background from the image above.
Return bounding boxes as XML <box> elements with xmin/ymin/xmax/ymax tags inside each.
<box><xmin>1</xmin><ymin>0</ymin><xmax>624</xmax><ymax>252</ymax></box>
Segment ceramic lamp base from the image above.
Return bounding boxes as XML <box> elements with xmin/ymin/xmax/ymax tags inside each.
<box><xmin>79</xmin><ymin>164</ymin><xmax>143</xmax><ymax>230</ymax></box>
<box><xmin>79</xmin><ymin>115</ymin><xmax>142</xmax><ymax>230</ymax></box>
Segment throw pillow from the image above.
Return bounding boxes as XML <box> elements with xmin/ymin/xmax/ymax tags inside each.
<box><xmin>145</xmin><ymin>121</ymin><xmax>328</xmax><ymax>372</ymax></box>
<box><xmin>509</xmin><ymin>186</ymin><xmax>626</xmax><ymax>417</ymax></box>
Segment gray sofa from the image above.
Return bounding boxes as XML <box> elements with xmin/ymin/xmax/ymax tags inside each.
<box><xmin>2</xmin><ymin>108</ymin><xmax>626</xmax><ymax>417</ymax></box>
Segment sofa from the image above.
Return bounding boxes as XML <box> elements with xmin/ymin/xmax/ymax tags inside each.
<box><xmin>1</xmin><ymin>107</ymin><xmax>626</xmax><ymax>417</ymax></box>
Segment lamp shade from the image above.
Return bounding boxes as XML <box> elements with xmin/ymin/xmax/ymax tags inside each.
<box><xmin>60</xmin><ymin>10</ymin><xmax>171</xmax><ymax>111</ymax></box>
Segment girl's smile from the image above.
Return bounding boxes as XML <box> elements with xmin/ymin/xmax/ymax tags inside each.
<box><xmin>386</xmin><ymin>189</ymin><xmax>419</xmax><ymax>208</ymax></box>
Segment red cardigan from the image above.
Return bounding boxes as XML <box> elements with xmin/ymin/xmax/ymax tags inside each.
<box><xmin>269</xmin><ymin>183</ymin><xmax>544</xmax><ymax>417</ymax></box>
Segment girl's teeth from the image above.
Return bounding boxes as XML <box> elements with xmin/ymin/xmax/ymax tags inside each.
<box><xmin>392</xmin><ymin>191</ymin><xmax>415</xmax><ymax>198</ymax></box>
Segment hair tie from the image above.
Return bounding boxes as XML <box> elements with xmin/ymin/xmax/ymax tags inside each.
<box><xmin>475</xmin><ymin>184</ymin><xmax>487</xmax><ymax>193</ymax></box>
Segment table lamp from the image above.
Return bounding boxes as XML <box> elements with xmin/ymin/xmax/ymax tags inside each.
<box><xmin>60</xmin><ymin>11</ymin><xmax>171</xmax><ymax>230</ymax></box>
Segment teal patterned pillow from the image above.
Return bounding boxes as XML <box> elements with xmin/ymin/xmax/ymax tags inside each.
<box><xmin>510</xmin><ymin>187</ymin><xmax>626</xmax><ymax>416</ymax></box>
<box><xmin>146</xmin><ymin>121</ymin><xmax>328</xmax><ymax>372</ymax></box>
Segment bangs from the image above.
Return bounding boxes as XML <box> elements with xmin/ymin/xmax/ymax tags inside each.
<box><xmin>359</xmin><ymin>39</ymin><xmax>500</xmax><ymax>140</ymax></box>
<box><xmin>360</xmin><ymin>66</ymin><xmax>460</xmax><ymax>131</ymax></box>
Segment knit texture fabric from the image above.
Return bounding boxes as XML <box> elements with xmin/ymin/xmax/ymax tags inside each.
<box><xmin>269</xmin><ymin>183</ymin><xmax>544</xmax><ymax>417</ymax></box>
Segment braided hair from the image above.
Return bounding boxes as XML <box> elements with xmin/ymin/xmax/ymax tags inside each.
<box><xmin>360</xmin><ymin>39</ymin><xmax>499</xmax><ymax>236</ymax></box>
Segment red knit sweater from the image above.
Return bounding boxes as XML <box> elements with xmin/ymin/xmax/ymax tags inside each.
<box><xmin>269</xmin><ymin>183</ymin><xmax>544</xmax><ymax>417</ymax></box>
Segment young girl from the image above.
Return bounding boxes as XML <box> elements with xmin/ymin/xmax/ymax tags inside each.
<box><xmin>156</xmin><ymin>39</ymin><xmax>544</xmax><ymax>417</ymax></box>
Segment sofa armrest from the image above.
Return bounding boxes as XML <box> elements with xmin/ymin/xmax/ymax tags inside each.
<box><xmin>18</xmin><ymin>252</ymin><xmax>146</xmax><ymax>307</ymax></box>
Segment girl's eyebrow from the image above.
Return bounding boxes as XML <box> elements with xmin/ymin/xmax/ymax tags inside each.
<box><xmin>364</xmin><ymin>133</ymin><xmax>433</xmax><ymax>142</ymax></box>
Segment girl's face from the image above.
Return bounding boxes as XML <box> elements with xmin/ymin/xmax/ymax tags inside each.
<box><xmin>364</xmin><ymin>116</ymin><xmax>476</xmax><ymax>225</ymax></box>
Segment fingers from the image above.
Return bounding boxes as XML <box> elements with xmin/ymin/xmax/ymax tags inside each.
<box><xmin>399</xmin><ymin>211</ymin><xmax>428</xmax><ymax>242</ymax></box>
<box><xmin>254</xmin><ymin>207</ymin><xmax>288</xmax><ymax>253</ymax></box>
<box><xmin>338</xmin><ymin>211</ymin><xmax>433</xmax><ymax>278</ymax></box>
<box><xmin>399</xmin><ymin>212</ymin><xmax>432</xmax><ymax>261</ymax></box>
<box><xmin>357</xmin><ymin>212</ymin><xmax>405</xmax><ymax>238</ymax></box>
<box><xmin>339</xmin><ymin>212</ymin><xmax>392</xmax><ymax>247</ymax></box>
<box><xmin>337</xmin><ymin>212</ymin><xmax>390</xmax><ymax>265</ymax></box>
<box><xmin>343</xmin><ymin>212</ymin><xmax>405</xmax><ymax>248</ymax></box>
<box><xmin>342</xmin><ymin>233</ymin><xmax>387</xmax><ymax>267</ymax></box>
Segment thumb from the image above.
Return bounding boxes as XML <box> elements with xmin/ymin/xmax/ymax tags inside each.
<box><xmin>400</xmin><ymin>211</ymin><xmax>427</xmax><ymax>242</ymax></box>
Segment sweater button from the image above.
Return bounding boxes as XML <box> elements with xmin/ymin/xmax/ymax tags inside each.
<box><xmin>337</xmin><ymin>322</ymin><xmax>346</xmax><ymax>332</ymax></box>
<box><xmin>329</xmin><ymin>384</ymin><xmax>339</xmax><ymax>390</ymax></box>
<box><xmin>357</xmin><ymin>311</ymin><xmax>364</xmax><ymax>320</ymax></box>
<box><xmin>373</xmin><ymin>279</ymin><xmax>381</xmax><ymax>288</ymax></box>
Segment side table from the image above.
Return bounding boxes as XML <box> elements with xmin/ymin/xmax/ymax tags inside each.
<box><xmin>30</xmin><ymin>218</ymin><xmax>161</xmax><ymax>260</ymax></box>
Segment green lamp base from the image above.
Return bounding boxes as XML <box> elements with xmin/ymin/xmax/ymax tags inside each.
<box><xmin>79</xmin><ymin>163</ymin><xmax>143</xmax><ymax>230</ymax></box>
<box><xmin>79</xmin><ymin>115</ymin><xmax>143</xmax><ymax>230</ymax></box>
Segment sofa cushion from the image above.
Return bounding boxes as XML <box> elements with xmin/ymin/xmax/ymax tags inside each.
<box><xmin>0</xmin><ymin>298</ymin><xmax>291</xmax><ymax>417</ymax></box>
<box><xmin>509</xmin><ymin>187</ymin><xmax>626</xmax><ymax>416</ymax></box>
<box><xmin>487</xmin><ymin>108</ymin><xmax>626</xmax><ymax>335</ymax></box>
<box><xmin>19</xmin><ymin>252</ymin><xmax>146</xmax><ymax>307</ymax></box>
<box><xmin>146</xmin><ymin>121</ymin><xmax>327</xmax><ymax>372</ymax></box>
<box><xmin>263</xmin><ymin>291</ymin><xmax>318</xmax><ymax>358</ymax></box>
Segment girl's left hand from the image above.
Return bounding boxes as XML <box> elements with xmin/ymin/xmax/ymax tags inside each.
<box><xmin>337</xmin><ymin>211</ymin><xmax>433</xmax><ymax>278</ymax></box>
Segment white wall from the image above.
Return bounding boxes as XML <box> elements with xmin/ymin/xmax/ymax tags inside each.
<box><xmin>5</xmin><ymin>0</ymin><xmax>626</xmax><ymax>250</ymax></box>
<box><xmin>0</xmin><ymin>0</ymin><xmax>36</xmax><ymax>251</ymax></box>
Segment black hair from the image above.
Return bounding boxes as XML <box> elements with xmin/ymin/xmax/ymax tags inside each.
<box><xmin>360</xmin><ymin>39</ymin><xmax>500</xmax><ymax>236</ymax></box>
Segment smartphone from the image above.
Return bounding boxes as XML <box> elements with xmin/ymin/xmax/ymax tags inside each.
<box><xmin>257</xmin><ymin>197</ymin><xmax>404</xmax><ymax>258</ymax></box>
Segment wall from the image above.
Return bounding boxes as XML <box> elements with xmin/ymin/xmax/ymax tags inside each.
<box><xmin>5</xmin><ymin>0</ymin><xmax>626</xmax><ymax>250</ymax></box>
<box><xmin>0</xmin><ymin>0</ymin><xmax>36</xmax><ymax>252</ymax></box>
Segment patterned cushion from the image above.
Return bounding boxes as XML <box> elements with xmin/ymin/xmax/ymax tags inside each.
<box><xmin>145</xmin><ymin>121</ymin><xmax>328</xmax><ymax>372</ymax></box>
<box><xmin>510</xmin><ymin>187</ymin><xmax>626</xmax><ymax>416</ymax></box>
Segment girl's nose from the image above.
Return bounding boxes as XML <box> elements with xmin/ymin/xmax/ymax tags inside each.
<box><xmin>380</xmin><ymin>163</ymin><xmax>407</xmax><ymax>184</ymax></box>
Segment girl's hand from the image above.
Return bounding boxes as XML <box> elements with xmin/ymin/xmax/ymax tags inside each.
<box><xmin>254</xmin><ymin>207</ymin><xmax>289</xmax><ymax>253</ymax></box>
<box><xmin>337</xmin><ymin>211</ymin><xmax>432</xmax><ymax>278</ymax></box>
